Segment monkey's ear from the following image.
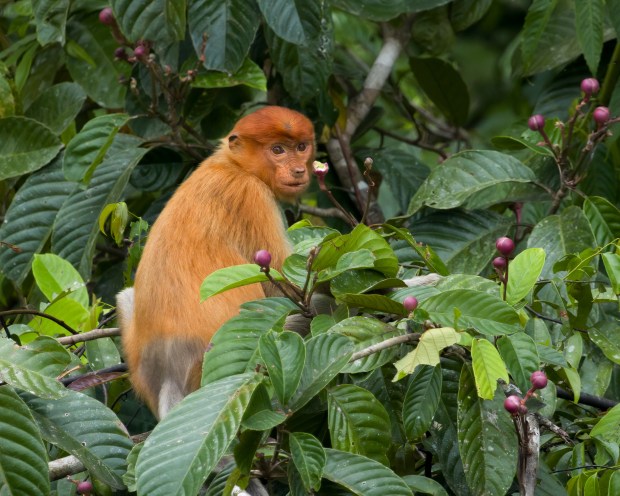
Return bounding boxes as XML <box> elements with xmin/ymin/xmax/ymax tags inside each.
<box><xmin>228</xmin><ymin>134</ymin><xmax>240</xmax><ymax>150</ymax></box>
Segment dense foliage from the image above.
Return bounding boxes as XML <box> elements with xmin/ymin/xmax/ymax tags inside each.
<box><xmin>1</xmin><ymin>1</ymin><xmax>619</xmax><ymax>495</ymax></box>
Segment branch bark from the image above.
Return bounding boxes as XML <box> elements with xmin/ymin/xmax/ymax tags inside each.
<box><xmin>57</xmin><ymin>327</ymin><xmax>121</xmax><ymax>345</ymax></box>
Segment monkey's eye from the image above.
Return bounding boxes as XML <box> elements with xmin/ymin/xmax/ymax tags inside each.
<box><xmin>297</xmin><ymin>143</ymin><xmax>307</xmax><ymax>152</ymax></box>
<box><xmin>271</xmin><ymin>145</ymin><xmax>285</xmax><ymax>155</ymax></box>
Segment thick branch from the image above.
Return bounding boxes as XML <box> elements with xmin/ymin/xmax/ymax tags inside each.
<box><xmin>349</xmin><ymin>333</ymin><xmax>419</xmax><ymax>362</ymax></box>
<box><xmin>57</xmin><ymin>327</ymin><xmax>121</xmax><ymax>346</ymax></box>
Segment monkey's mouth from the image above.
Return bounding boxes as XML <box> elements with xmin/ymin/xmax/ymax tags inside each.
<box><xmin>283</xmin><ymin>181</ymin><xmax>309</xmax><ymax>190</ymax></box>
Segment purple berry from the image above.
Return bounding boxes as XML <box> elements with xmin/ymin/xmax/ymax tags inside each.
<box><xmin>495</xmin><ymin>237</ymin><xmax>515</xmax><ymax>256</ymax></box>
<box><xmin>134</xmin><ymin>45</ymin><xmax>148</xmax><ymax>59</ymax></box>
<box><xmin>580</xmin><ymin>78</ymin><xmax>600</xmax><ymax>96</ymax></box>
<box><xmin>492</xmin><ymin>257</ymin><xmax>507</xmax><ymax>270</ymax></box>
<box><xmin>403</xmin><ymin>296</ymin><xmax>418</xmax><ymax>312</ymax></box>
<box><xmin>98</xmin><ymin>7</ymin><xmax>115</xmax><ymax>25</ymax></box>
<box><xmin>504</xmin><ymin>395</ymin><xmax>521</xmax><ymax>414</ymax></box>
<box><xmin>254</xmin><ymin>250</ymin><xmax>272</xmax><ymax>268</ymax></box>
<box><xmin>114</xmin><ymin>47</ymin><xmax>127</xmax><ymax>60</ymax></box>
<box><xmin>76</xmin><ymin>480</ymin><xmax>93</xmax><ymax>495</ymax></box>
<box><xmin>518</xmin><ymin>403</ymin><xmax>529</xmax><ymax>415</ymax></box>
<box><xmin>527</xmin><ymin>114</ymin><xmax>545</xmax><ymax>131</ymax></box>
<box><xmin>312</xmin><ymin>161</ymin><xmax>329</xmax><ymax>178</ymax></box>
<box><xmin>593</xmin><ymin>106</ymin><xmax>611</xmax><ymax>125</ymax></box>
<box><xmin>530</xmin><ymin>370</ymin><xmax>548</xmax><ymax>390</ymax></box>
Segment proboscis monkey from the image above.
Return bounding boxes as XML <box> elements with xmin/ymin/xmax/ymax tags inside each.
<box><xmin>116</xmin><ymin>106</ymin><xmax>315</xmax><ymax>418</ymax></box>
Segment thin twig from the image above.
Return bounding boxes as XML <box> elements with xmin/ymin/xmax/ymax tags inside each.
<box><xmin>349</xmin><ymin>333</ymin><xmax>420</xmax><ymax>362</ymax></box>
<box><xmin>57</xmin><ymin>327</ymin><xmax>121</xmax><ymax>346</ymax></box>
<box><xmin>0</xmin><ymin>309</ymin><xmax>78</xmax><ymax>335</ymax></box>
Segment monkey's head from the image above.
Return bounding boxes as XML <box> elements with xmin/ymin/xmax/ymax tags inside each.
<box><xmin>227</xmin><ymin>106</ymin><xmax>316</xmax><ymax>203</ymax></box>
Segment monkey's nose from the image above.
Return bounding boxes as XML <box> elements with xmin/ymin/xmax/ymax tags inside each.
<box><xmin>292</xmin><ymin>167</ymin><xmax>306</xmax><ymax>177</ymax></box>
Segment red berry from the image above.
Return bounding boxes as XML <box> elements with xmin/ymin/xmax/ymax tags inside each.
<box><xmin>527</xmin><ymin>114</ymin><xmax>545</xmax><ymax>131</ymax></box>
<box><xmin>76</xmin><ymin>480</ymin><xmax>93</xmax><ymax>495</ymax></box>
<box><xmin>504</xmin><ymin>395</ymin><xmax>521</xmax><ymax>414</ymax></box>
<box><xmin>492</xmin><ymin>257</ymin><xmax>507</xmax><ymax>270</ymax></box>
<box><xmin>580</xmin><ymin>78</ymin><xmax>600</xmax><ymax>96</ymax></box>
<box><xmin>593</xmin><ymin>106</ymin><xmax>611</xmax><ymax>125</ymax></box>
<box><xmin>134</xmin><ymin>45</ymin><xmax>148</xmax><ymax>59</ymax></box>
<box><xmin>98</xmin><ymin>7</ymin><xmax>115</xmax><ymax>25</ymax></box>
<box><xmin>518</xmin><ymin>403</ymin><xmax>528</xmax><ymax>415</ymax></box>
<box><xmin>254</xmin><ymin>250</ymin><xmax>272</xmax><ymax>268</ymax></box>
<box><xmin>403</xmin><ymin>296</ymin><xmax>418</xmax><ymax>312</ymax></box>
<box><xmin>530</xmin><ymin>370</ymin><xmax>548</xmax><ymax>390</ymax></box>
<box><xmin>495</xmin><ymin>237</ymin><xmax>515</xmax><ymax>256</ymax></box>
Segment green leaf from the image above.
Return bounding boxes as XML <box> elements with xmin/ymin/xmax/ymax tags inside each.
<box><xmin>317</xmin><ymin>249</ymin><xmax>376</xmax><ymax>283</ymax></box>
<box><xmin>24</xmin><ymin>82</ymin><xmax>87</xmax><ymax>135</ymax></box>
<box><xmin>200</xmin><ymin>264</ymin><xmax>284</xmax><ymax>301</ymax></box>
<box><xmin>422</xmin><ymin>289</ymin><xmax>521</xmax><ymax>335</ymax></box>
<box><xmin>457</xmin><ymin>365</ymin><xmax>518</xmax><ymax>496</ymax></box>
<box><xmin>402</xmin><ymin>364</ymin><xmax>442</xmax><ymax>441</ymax></box>
<box><xmin>528</xmin><ymin>206</ymin><xmax>596</xmax><ymax>279</ymax></box>
<box><xmin>394</xmin><ymin>327</ymin><xmax>460</xmax><ymax>381</ymax></box>
<box><xmin>491</xmin><ymin>135</ymin><xmax>555</xmax><ymax>156</ymax></box>
<box><xmin>0</xmin><ymin>156</ymin><xmax>76</xmax><ymax>285</ymax></box>
<box><xmin>32</xmin><ymin>253</ymin><xmax>88</xmax><ymax>307</ymax></box>
<box><xmin>0</xmin><ymin>337</ymin><xmax>71</xmax><ymax>399</ymax></box>
<box><xmin>0</xmin><ymin>70</ymin><xmax>15</xmax><ymax>118</ymax></box>
<box><xmin>192</xmin><ymin>57</ymin><xmax>267</xmax><ymax>91</ymax></box>
<box><xmin>408</xmin><ymin>150</ymin><xmax>539</xmax><ymax>214</ymax></box>
<box><xmin>471</xmin><ymin>338</ymin><xmax>509</xmax><ymax>400</ymax></box>
<box><xmin>329</xmin><ymin>317</ymin><xmax>403</xmax><ymax>374</ymax></box>
<box><xmin>338</xmin><ymin>292</ymin><xmax>406</xmax><ymax>315</ymax></box>
<box><xmin>589</xmin><ymin>323</ymin><xmax>620</xmax><ymax>365</ymax></box>
<box><xmin>497</xmin><ymin>333</ymin><xmax>540</xmax><ymax>393</ymax></box>
<box><xmin>66</xmin><ymin>15</ymin><xmax>131</xmax><ymax>108</ymax></box>
<box><xmin>52</xmin><ymin>135</ymin><xmax>148</xmax><ymax>278</ymax></box>
<box><xmin>521</xmin><ymin>0</ymin><xmax>560</xmax><ymax>70</ymax></box>
<box><xmin>23</xmin><ymin>389</ymin><xmax>133</xmax><ymax>489</ymax></box>
<box><xmin>63</xmin><ymin>113</ymin><xmax>130</xmax><ymax>182</ymax></box>
<box><xmin>188</xmin><ymin>0</ymin><xmax>260</xmax><ymax>72</ymax></box>
<box><xmin>33</xmin><ymin>0</ymin><xmax>70</xmax><ymax>45</ymax></box>
<box><xmin>259</xmin><ymin>331</ymin><xmax>305</xmax><ymax>406</ymax></box>
<box><xmin>242</xmin><ymin>410</ymin><xmax>287</xmax><ymax>431</ymax></box>
<box><xmin>289</xmin><ymin>333</ymin><xmax>354</xmax><ymax>411</ymax></box>
<box><xmin>136</xmin><ymin>373</ymin><xmax>261</xmax><ymax>496</ymax></box>
<box><xmin>409</xmin><ymin>57</ymin><xmax>469</xmax><ymax>126</ymax></box>
<box><xmin>602</xmin><ymin>253</ymin><xmax>620</xmax><ymax>294</ymax></box>
<box><xmin>0</xmin><ymin>116</ymin><xmax>62</xmax><ymax>181</ymax></box>
<box><xmin>327</xmin><ymin>384</ymin><xmax>391</xmax><ymax>464</ymax></box>
<box><xmin>0</xmin><ymin>387</ymin><xmax>50</xmax><ymax>496</ymax></box>
<box><xmin>323</xmin><ymin>449</ymin><xmax>412</xmax><ymax>496</ymax></box>
<box><xmin>289</xmin><ymin>432</ymin><xmax>326</xmax><ymax>492</ymax></box>
<box><xmin>202</xmin><ymin>298</ymin><xmax>300</xmax><ymax>385</ymax></box>
<box><xmin>112</xmin><ymin>0</ymin><xmax>186</xmax><ymax>45</ymax></box>
<box><xmin>450</xmin><ymin>0</ymin><xmax>493</xmax><ymax>31</ymax></box>
<box><xmin>574</xmin><ymin>0</ymin><xmax>604</xmax><ymax>75</ymax></box>
<box><xmin>591</xmin><ymin>403</ymin><xmax>620</xmax><ymax>444</ymax></box>
<box><xmin>313</xmin><ymin>224</ymin><xmax>399</xmax><ymax>277</ymax></box>
<box><xmin>505</xmin><ymin>248</ymin><xmax>545</xmax><ymax>304</ymax></box>
<box><xmin>257</xmin><ymin>0</ymin><xmax>321</xmax><ymax>44</ymax></box>
<box><xmin>583</xmin><ymin>196</ymin><xmax>620</xmax><ymax>248</ymax></box>
<box><xmin>331</xmin><ymin>0</ymin><xmax>451</xmax><ymax>20</ymax></box>
<box><xmin>382</xmin><ymin>224</ymin><xmax>448</xmax><ymax>275</ymax></box>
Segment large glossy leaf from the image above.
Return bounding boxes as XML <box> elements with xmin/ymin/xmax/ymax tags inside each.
<box><xmin>323</xmin><ymin>449</ymin><xmax>412</xmax><ymax>495</ymax></box>
<box><xmin>521</xmin><ymin>0</ymin><xmax>560</xmax><ymax>70</ymax></box>
<box><xmin>24</xmin><ymin>82</ymin><xmax>87</xmax><ymax>135</ymax></box>
<box><xmin>112</xmin><ymin>0</ymin><xmax>186</xmax><ymax>46</ymax></box>
<box><xmin>289</xmin><ymin>432</ymin><xmax>326</xmax><ymax>492</ymax></box>
<box><xmin>24</xmin><ymin>389</ymin><xmax>133</xmax><ymax>489</ymax></box>
<box><xmin>202</xmin><ymin>297</ymin><xmax>300</xmax><ymax>384</ymax></box>
<box><xmin>602</xmin><ymin>253</ymin><xmax>620</xmax><ymax>294</ymax></box>
<box><xmin>257</xmin><ymin>0</ymin><xmax>321</xmax><ymax>44</ymax></box>
<box><xmin>574</xmin><ymin>0</ymin><xmax>604</xmax><ymax>75</ymax></box>
<box><xmin>200</xmin><ymin>264</ymin><xmax>284</xmax><ymax>301</ymax></box>
<box><xmin>66</xmin><ymin>15</ymin><xmax>131</xmax><ymax>108</ymax></box>
<box><xmin>450</xmin><ymin>0</ymin><xmax>493</xmax><ymax>31</ymax></box>
<box><xmin>33</xmin><ymin>0</ymin><xmax>70</xmax><ymax>45</ymax></box>
<box><xmin>0</xmin><ymin>116</ymin><xmax>62</xmax><ymax>180</ymax></box>
<box><xmin>497</xmin><ymin>332</ymin><xmax>540</xmax><ymax>393</ymax></box>
<box><xmin>402</xmin><ymin>364</ymin><xmax>442</xmax><ymax>441</ymax></box>
<box><xmin>259</xmin><ymin>331</ymin><xmax>305</xmax><ymax>406</ymax></box>
<box><xmin>408</xmin><ymin>150</ymin><xmax>539</xmax><ymax>214</ymax></box>
<box><xmin>589</xmin><ymin>322</ymin><xmax>620</xmax><ymax>365</ymax></box>
<box><xmin>393</xmin><ymin>327</ymin><xmax>460</xmax><ymax>381</ymax></box>
<box><xmin>0</xmin><ymin>337</ymin><xmax>71</xmax><ymax>399</ymax></box>
<box><xmin>327</xmin><ymin>384</ymin><xmax>391</xmax><ymax>464</ymax></box>
<box><xmin>583</xmin><ymin>196</ymin><xmax>620</xmax><ymax>248</ymax></box>
<box><xmin>471</xmin><ymin>338</ymin><xmax>509</xmax><ymax>400</ymax></box>
<box><xmin>528</xmin><ymin>206</ymin><xmax>596</xmax><ymax>278</ymax></box>
<box><xmin>409</xmin><ymin>57</ymin><xmax>469</xmax><ymax>126</ymax></box>
<box><xmin>63</xmin><ymin>113</ymin><xmax>130</xmax><ymax>182</ymax></box>
<box><xmin>52</xmin><ymin>135</ymin><xmax>148</xmax><ymax>278</ymax></box>
<box><xmin>289</xmin><ymin>333</ymin><xmax>354</xmax><ymax>411</ymax></box>
<box><xmin>383</xmin><ymin>224</ymin><xmax>448</xmax><ymax>276</ymax></box>
<box><xmin>188</xmin><ymin>0</ymin><xmax>260</xmax><ymax>72</ymax></box>
<box><xmin>0</xmin><ymin>156</ymin><xmax>76</xmax><ymax>284</ymax></box>
<box><xmin>406</xmin><ymin>209</ymin><xmax>511</xmax><ymax>275</ymax></box>
<box><xmin>422</xmin><ymin>289</ymin><xmax>521</xmax><ymax>335</ymax></box>
<box><xmin>0</xmin><ymin>387</ymin><xmax>50</xmax><ymax>496</ymax></box>
<box><xmin>32</xmin><ymin>253</ymin><xmax>88</xmax><ymax>307</ymax></box>
<box><xmin>457</xmin><ymin>365</ymin><xmax>517</xmax><ymax>496</ymax></box>
<box><xmin>331</xmin><ymin>0</ymin><xmax>451</xmax><ymax>20</ymax></box>
<box><xmin>317</xmin><ymin>249</ymin><xmax>376</xmax><ymax>283</ymax></box>
<box><xmin>136</xmin><ymin>373</ymin><xmax>261</xmax><ymax>496</ymax></box>
<box><xmin>191</xmin><ymin>57</ymin><xmax>267</xmax><ymax>91</ymax></box>
<box><xmin>590</xmin><ymin>403</ymin><xmax>620</xmax><ymax>444</ymax></box>
<box><xmin>505</xmin><ymin>248</ymin><xmax>545</xmax><ymax>304</ymax></box>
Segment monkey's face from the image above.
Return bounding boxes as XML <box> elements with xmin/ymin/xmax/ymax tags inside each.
<box><xmin>265</xmin><ymin>140</ymin><xmax>314</xmax><ymax>202</ymax></box>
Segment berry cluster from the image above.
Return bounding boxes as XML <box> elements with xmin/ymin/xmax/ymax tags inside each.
<box><xmin>492</xmin><ymin>236</ymin><xmax>515</xmax><ymax>287</ymax></box>
<box><xmin>504</xmin><ymin>371</ymin><xmax>548</xmax><ymax>416</ymax></box>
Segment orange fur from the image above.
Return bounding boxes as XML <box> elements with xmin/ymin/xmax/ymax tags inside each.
<box><xmin>118</xmin><ymin>106</ymin><xmax>315</xmax><ymax>417</ymax></box>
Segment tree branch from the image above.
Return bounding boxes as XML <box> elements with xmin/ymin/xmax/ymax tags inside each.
<box><xmin>57</xmin><ymin>327</ymin><xmax>121</xmax><ymax>346</ymax></box>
